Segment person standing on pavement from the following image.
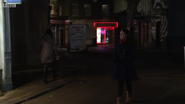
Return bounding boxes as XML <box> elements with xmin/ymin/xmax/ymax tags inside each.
<box><xmin>112</xmin><ymin>28</ymin><xmax>139</xmax><ymax>104</ymax></box>
<box><xmin>40</xmin><ymin>29</ymin><xmax>60</xmax><ymax>84</ymax></box>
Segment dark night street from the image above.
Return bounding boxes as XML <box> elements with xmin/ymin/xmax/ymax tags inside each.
<box><xmin>1</xmin><ymin>0</ymin><xmax>185</xmax><ymax>104</ymax></box>
<box><xmin>0</xmin><ymin>46</ymin><xmax>185</xmax><ymax>104</ymax></box>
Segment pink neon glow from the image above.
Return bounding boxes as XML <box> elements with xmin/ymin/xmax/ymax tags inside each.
<box><xmin>104</xmin><ymin>28</ymin><xmax>106</xmax><ymax>44</ymax></box>
<box><xmin>96</xmin><ymin>27</ymin><xmax>106</xmax><ymax>44</ymax></box>
<box><xmin>94</xmin><ymin>22</ymin><xmax>118</xmax><ymax>44</ymax></box>
<box><xmin>96</xmin><ymin>27</ymin><xmax>115</xmax><ymax>44</ymax></box>
<box><xmin>106</xmin><ymin>27</ymin><xmax>114</xmax><ymax>30</ymax></box>
<box><xmin>93</xmin><ymin>22</ymin><xmax>118</xmax><ymax>28</ymax></box>
<box><xmin>101</xmin><ymin>30</ymin><xmax>105</xmax><ymax>34</ymax></box>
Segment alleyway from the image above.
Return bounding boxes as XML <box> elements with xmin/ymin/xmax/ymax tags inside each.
<box><xmin>0</xmin><ymin>45</ymin><xmax>185</xmax><ymax>104</ymax></box>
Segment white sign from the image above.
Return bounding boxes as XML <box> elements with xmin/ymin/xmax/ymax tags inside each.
<box><xmin>3</xmin><ymin>3</ymin><xmax>16</xmax><ymax>8</ymax></box>
<box><xmin>65</xmin><ymin>20</ymin><xmax>70</xmax><ymax>23</ymax></box>
<box><xmin>69</xmin><ymin>25</ymin><xmax>86</xmax><ymax>50</ymax></box>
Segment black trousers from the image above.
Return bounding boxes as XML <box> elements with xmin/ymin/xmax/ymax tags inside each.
<box><xmin>117</xmin><ymin>80</ymin><xmax>132</xmax><ymax>97</ymax></box>
<box><xmin>43</xmin><ymin>61</ymin><xmax>57</xmax><ymax>81</ymax></box>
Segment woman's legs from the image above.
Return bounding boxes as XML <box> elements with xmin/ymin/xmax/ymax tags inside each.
<box><xmin>125</xmin><ymin>79</ymin><xmax>132</xmax><ymax>103</ymax></box>
<box><xmin>117</xmin><ymin>79</ymin><xmax>132</xmax><ymax>103</ymax></box>
<box><xmin>43</xmin><ymin>61</ymin><xmax>57</xmax><ymax>83</ymax></box>
<box><xmin>117</xmin><ymin>80</ymin><xmax>132</xmax><ymax>96</ymax></box>
<box><xmin>117</xmin><ymin>80</ymin><xmax>124</xmax><ymax>104</ymax></box>
<box><xmin>117</xmin><ymin>80</ymin><xmax>124</xmax><ymax>97</ymax></box>
<box><xmin>51</xmin><ymin>61</ymin><xmax>57</xmax><ymax>79</ymax></box>
<box><xmin>43</xmin><ymin>63</ymin><xmax>48</xmax><ymax>83</ymax></box>
<box><xmin>125</xmin><ymin>79</ymin><xmax>132</xmax><ymax>93</ymax></box>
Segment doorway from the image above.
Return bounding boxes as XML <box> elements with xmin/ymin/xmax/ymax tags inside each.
<box><xmin>51</xmin><ymin>26</ymin><xmax>64</xmax><ymax>47</ymax></box>
<box><xmin>96</xmin><ymin>27</ymin><xmax>114</xmax><ymax>45</ymax></box>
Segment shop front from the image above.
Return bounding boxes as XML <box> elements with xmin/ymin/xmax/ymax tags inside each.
<box><xmin>94</xmin><ymin>22</ymin><xmax>118</xmax><ymax>45</ymax></box>
<box><xmin>50</xmin><ymin>17</ymin><xmax>70</xmax><ymax>47</ymax></box>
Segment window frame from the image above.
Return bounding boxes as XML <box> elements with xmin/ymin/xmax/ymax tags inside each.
<box><xmin>102</xmin><ymin>4</ymin><xmax>110</xmax><ymax>16</ymax></box>
<box><xmin>84</xmin><ymin>4</ymin><xmax>91</xmax><ymax>16</ymax></box>
<box><xmin>71</xmin><ymin>4</ymin><xmax>79</xmax><ymax>16</ymax></box>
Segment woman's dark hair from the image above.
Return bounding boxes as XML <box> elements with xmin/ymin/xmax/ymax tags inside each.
<box><xmin>45</xmin><ymin>29</ymin><xmax>53</xmax><ymax>35</ymax></box>
<box><xmin>120</xmin><ymin>28</ymin><xmax>135</xmax><ymax>46</ymax></box>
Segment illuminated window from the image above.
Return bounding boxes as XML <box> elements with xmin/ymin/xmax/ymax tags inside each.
<box><xmin>71</xmin><ymin>4</ymin><xmax>79</xmax><ymax>16</ymax></box>
<box><xmin>102</xmin><ymin>4</ymin><xmax>109</xmax><ymax>16</ymax></box>
<box><xmin>84</xmin><ymin>4</ymin><xmax>91</xmax><ymax>16</ymax></box>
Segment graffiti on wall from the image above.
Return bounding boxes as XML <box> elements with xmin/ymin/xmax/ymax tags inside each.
<box><xmin>151</xmin><ymin>0</ymin><xmax>168</xmax><ymax>42</ymax></box>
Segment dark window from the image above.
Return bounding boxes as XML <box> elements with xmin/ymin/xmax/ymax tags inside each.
<box><xmin>71</xmin><ymin>4</ymin><xmax>79</xmax><ymax>16</ymax></box>
<box><xmin>84</xmin><ymin>4</ymin><xmax>91</xmax><ymax>16</ymax></box>
<box><xmin>102</xmin><ymin>4</ymin><xmax>109</xmax><ymax>16</ymax></box>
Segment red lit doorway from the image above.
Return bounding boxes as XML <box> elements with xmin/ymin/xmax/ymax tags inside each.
<box><xmin>94</xmin><ymin>22</ymin><xmax>118</xmax><ymax>45</ymax></box>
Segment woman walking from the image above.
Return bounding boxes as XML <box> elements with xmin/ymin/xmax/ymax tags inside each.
<box><xmin>40</xmin><ymin>29</ymin><xmax>59</xmax><ymax>84</ymax></box>
<box><xmin>112</xmin><ymin>28</ymin><xmax>139</xmax><ymax>104</ymax></box>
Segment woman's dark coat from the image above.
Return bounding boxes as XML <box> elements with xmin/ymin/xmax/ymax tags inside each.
<box><xmin>40</xmin><ymin>34</ymin><xmax>59</xmax><ymax>64</ymax></box>
<box><xmin>111</xmin><ymin>41</ymin><xmax>139</xmax><ymax>81</ymax></box>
